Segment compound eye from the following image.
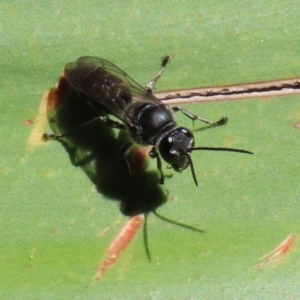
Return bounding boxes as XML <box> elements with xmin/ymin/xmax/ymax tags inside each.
<box><xmin>167</xmin><ymin>135</ymin><xmax>175</xmax><ymax>145</ymax></box>
<box><xmin>179</xmin><ymin>128</ymin><xmax>193</xmax><ymax>142</ymax></box>
<box><xmin>173</xmin><ymin>128</ymin><xmax>195</xmax><ymax>152</ymax></box>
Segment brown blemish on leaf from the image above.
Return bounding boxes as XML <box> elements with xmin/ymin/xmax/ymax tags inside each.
<box><xmin>26</xmin><ymin>91</ymin><xmax>49</xmax><ymax>150</ymax></box>
<box><xmin>27</xmin><ymin>74</ymin><xmax>69</xmax><ymax>150</ymax></box>
<box><xmin>23</xmin><ymin>119</ymin><xmax>34</xmax><ymax>126</ymax></box>
<box><xmin>254</xmin><ymin>233</ymin><xmax>296</xmax><ymax>269</ymax></box>
<box><xmin>94</xmin><ymin>215</ymin><xmax>144</xmax><ymax>280</ymax></box>
<box><xmin>130</xmin><ymin>147</ymin><xmax>150</xmax><ymax>175</ymax></box>
<box><xmin>157</xmin><ymin>78</ymin><xmax>300</xmax><ymax>105</ymax></box>
<box><xmin>294</xmin><ymin>122</ymin><xmax>300</xmax><ymax>129</ymax></box>
<box><xmin>47</xmin><ymin>74</ymin><xmax>69</xmax><ymax>110</ymax></box>
<box><xmin>98</xmin><ymin>227</ymin><xmax>110</xmax><ymax>237</ymax></box>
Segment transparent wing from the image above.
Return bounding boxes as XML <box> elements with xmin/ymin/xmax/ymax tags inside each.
<box><xmin>64</xmin><ymin>56</ymin><xmax>160</xmax><ymax>126</ymax></box>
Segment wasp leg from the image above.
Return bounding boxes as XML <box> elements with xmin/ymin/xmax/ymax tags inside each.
<box><xmin>171</xmin><ymin>107</ymin><xmax>228</xmax><ymax>126</ymax></box>
<box><xmin>143</xmin><ymin>212</ymin><xmax>151</xmax><ymax>262</ymax></box>
<box><xmin>146</xmin><ymin>55</ymin><xmax>170</xmax><ymax>93</ymax></box>
<box><xmin>43</xmin><ymin>116</ymin><xmax>126</xmax><ymax>139</ymax></box>
<box><xmin>149</xmin><ymin>147</ymin><xmax>164</xmax><ymax>184</ymax></box>
<box><xmin>120</xmin><ymin>142</ymin><xmax>133</xmax><ymax>177</ymax></box>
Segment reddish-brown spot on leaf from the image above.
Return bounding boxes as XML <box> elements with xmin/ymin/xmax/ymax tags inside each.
<box><xmin>130</xmin><ymin>148</ymin><xmax>149</xmax><ymax>175</ymax></box>
<box><xmin>255</xmin><ymin>233</ymin><xmax>296</xmax><ymax>269</ymax></box>
<box><xmin>47</xmin><ymin>73</ymin><xmax>69</xmax><ymax>110</ymax></box>
<box><xmin>98</xmin><ymin>227</ymin><xmax>110</xmax><ymax>237</ymax></box>
<box><xmin>95</xmin><ymin>215</ymin><xmax>144</xmax><ymax>280</ymax></box>
<box><xmin>294</xmin><ymin>122</ymin><xmax>300</xmax><ymax>129</ymax></box>
<box><xmin>23</xmin><ymin>119</ymin><xmax>34</xmax><ymax>126</ymax></box>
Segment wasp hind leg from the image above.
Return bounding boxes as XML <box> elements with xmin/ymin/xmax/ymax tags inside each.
<box><xmin>43</xmin><ymin>116</ymin><xmax>127</xmax><ymax>140</ymax></box>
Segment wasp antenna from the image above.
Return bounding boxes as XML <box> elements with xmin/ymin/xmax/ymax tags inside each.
<box><xmin>191</xmin><ymin>147</ymin><xmax>254</xmax><ymax>155</ymax></box>
<box><xmin>186</xmin><ymin>153</ymin><xmax>198</xmax><ymax>186</ymax></box>
<box><xmin>143</xmin><ymin>213</ymin><xmax>151</xmax><ymax>262</ymax></box>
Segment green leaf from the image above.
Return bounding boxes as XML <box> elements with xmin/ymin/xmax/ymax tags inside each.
<box><xmin>1</xmin><ymin>1</ymin><xmax>300</xmax><ymax>299</ymax></box>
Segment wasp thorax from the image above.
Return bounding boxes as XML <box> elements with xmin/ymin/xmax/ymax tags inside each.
<box><xmin>159</xmin><ymin>127</ymin><xmax>195</xmax><ymax>171</ymax></box>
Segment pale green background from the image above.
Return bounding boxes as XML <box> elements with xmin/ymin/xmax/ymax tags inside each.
<box><xmin>1</xmin><ymin>1</ymin><xmax>300</xmax><ymax>299</ymax></box>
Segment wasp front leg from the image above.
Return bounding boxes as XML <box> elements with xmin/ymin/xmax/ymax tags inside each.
<box><xmin>149</xmin><ymin>147</ymin><xmax>164</xmax><ymax>184</ymax></box>
<box><xmin>171</xmin><ymin>107</ymin><xmax>228</xmax><ymax>127</ymax></box>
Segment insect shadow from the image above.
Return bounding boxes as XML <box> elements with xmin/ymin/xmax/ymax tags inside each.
<box><xmin>46</xmin><ymin>75</ymin><xmax>167</xmax><ymax>217</ymax></box>
<box><xmin>44</xmin><ymin>56</ymin><xmax>253</xmax><ymax>261</ymax></box>
<box><xmin>45</xmin><ymin>74</ymin><xmax>207</xmax><ymax>260</ymax></box>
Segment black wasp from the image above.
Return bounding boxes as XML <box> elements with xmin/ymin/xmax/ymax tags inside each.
<box><xmin>44</xmin><ymin>56</ymin><xmax>253</xmax><ymax>185</ymax></box>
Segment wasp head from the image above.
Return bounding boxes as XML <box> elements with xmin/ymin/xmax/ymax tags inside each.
<box><xmin>159</xmin><ymin>127</ymin><xmax>195</xmax><ymax>172</ymax></box>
